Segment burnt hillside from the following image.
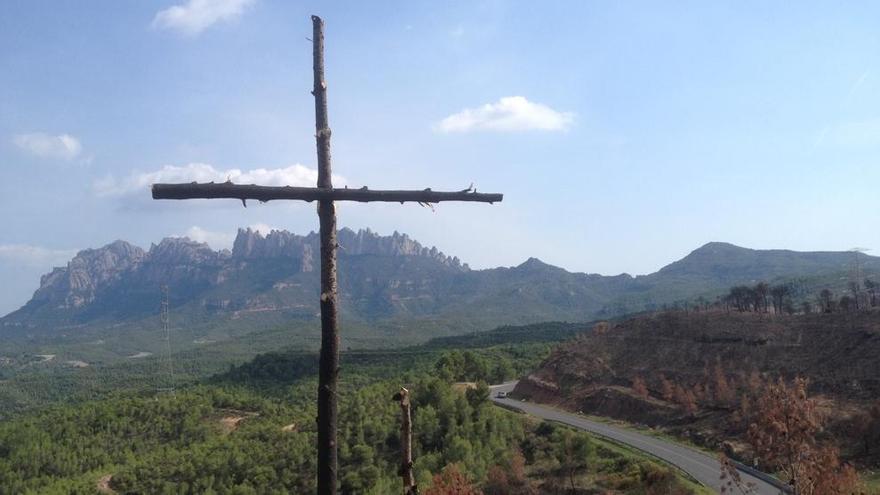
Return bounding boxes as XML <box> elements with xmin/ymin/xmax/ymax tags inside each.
<box><xmin>514</xmin><ymin>310</ymin><xmax>880</xmax><ymax>458</ymax></box>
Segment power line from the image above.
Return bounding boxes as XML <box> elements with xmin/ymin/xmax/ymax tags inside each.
<box><xmin>157</xmin><ymin>285</ymin><xmax>175</xmax><ymax>396</ymax></box>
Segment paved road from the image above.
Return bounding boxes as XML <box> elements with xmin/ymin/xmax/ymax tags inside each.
<box><xmin>489</xmin><ymin>381</ymin><xmax>783</xmax><ymax>495</ymax></box>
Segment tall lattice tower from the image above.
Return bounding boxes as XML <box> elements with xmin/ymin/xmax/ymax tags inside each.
<box><xmin>157</xmin><ymin>285</ymin><xmax>175</xmax><ymax>395</ymax></box>
<box><xmin>849</xmin><ymin>248</ymin><xmax>871</xmax><ymax>309</ymax></box>
<box><xmin>850</xmin><ymin>248</ymin><xmax>871</xmax><ymax>286</ymax></box>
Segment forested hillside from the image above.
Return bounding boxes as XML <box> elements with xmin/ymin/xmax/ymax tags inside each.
<box><xmin>0</xmin><ymin>323</ymin><xmax>704</xmax><ymax>494</ymax></box>
<box><xmin>0</xmin><ymin>322</ymin><xmax>586</xmax><ymax>419</ymax></box>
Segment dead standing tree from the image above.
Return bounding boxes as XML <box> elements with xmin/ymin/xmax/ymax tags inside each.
<box><xmin>393</xmin><ymin>387</ymin><xmax>417</xmax><ymax>494</ymax></box>
<box><xmin>151</xmin><ymin>16</ymin><xmax>502</xmax><ymax>495</ymax></box>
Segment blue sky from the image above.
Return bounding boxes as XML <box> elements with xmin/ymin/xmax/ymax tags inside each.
<box><xmin>2</xmin><ymin>0</ymin><xmax>880</xmax><ymax>314</ymax></box>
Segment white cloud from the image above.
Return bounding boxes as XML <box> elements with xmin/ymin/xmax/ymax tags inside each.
<box><xmin>13</xmin><ymin>132</ymin><xmax>82</xmax><ymax>160</ymax></box>
<box><xmin>182</xmin><ymin>226</ymin><xmax>235</xmax><ymax>249</ymax></box>
<box><xmin>95</xmin><ymin>162</ymin><xmax>345</xmax><ymax>197</ymax></box>
<box><xmin>180</xmin><ymin>224</ymin><xmax>279</xmax><ymax>249</ymax></box>
<box><xmin>0</xmin><ymin>245</ymin><xmax>77</xmax><ymax>267</ymax></box>
<box><xmin>152</xmin><ymin>0</ymin><xmax>255</xmax><ymax>36</ymax></box>
<box><xmin>248</xmin><ymin>223</ymin><xmax>280</xmax><ymax>235</ymax></box>
<box><xmin>434</xmin><ymin>96</ymin><xmax>574</xmax><ymax>133</ymax></box>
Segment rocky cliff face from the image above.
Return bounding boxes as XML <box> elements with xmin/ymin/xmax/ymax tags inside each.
<box><xmin>30</xmin><ymin>237</ymin><xmax>232</xmax><ymax>311</ymax></box>
<box><xmin>134</xmin><ymin>238</ymin><xmax>230</xmax><ymax>288</ymax></box>
<box><xmin>16</xmin><ymin>228</ymin><xmax>466</xmax><ymax>317</ymax></box>
<box><xmin>337</xmin><ymin>228</ymin><xmax>466</xmax><ymax>269</ymax></box>
<box><xmin>231</xmin><ymin>227</ymin><xmax>466</xmax><ymax>270</ymax></box>
<box><xmin>31</xmin><ymin>241</ymin><xmax>145</xmax><ymax>309</ymax></box>
<box><xmin>10</xmin><ymin>233</ymin><xmax>880</xmax><ymax>333</ymax></box>
<box><xmin>232</xmin><ymin>228</ymin><xmax>314</xmax><ymax>260</ymax></box>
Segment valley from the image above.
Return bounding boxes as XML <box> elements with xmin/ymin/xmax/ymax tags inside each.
<box><xmin>4</xmin><ymin>228</ymin><xmax>877</xmax><ymax>364</ymax></box>
<box><xmin>6</xmin><ymin>2</ymin><xmax>880</xmax><ymax>492</ymax></box>
<box><xmin>2</xmin><ymin>230</ymin><xmax>879</xmax><ymax>493</ymax></box>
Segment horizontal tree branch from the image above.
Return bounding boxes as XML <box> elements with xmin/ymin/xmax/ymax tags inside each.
<box><xmin>151</xmin><ymin>182</ymin><xmax>503</xmax><ymax>204</ymax></box>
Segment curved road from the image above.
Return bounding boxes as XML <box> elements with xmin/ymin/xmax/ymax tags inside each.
<box><xmin>489</xmin><ymin>382</ymin><xmax>783</xmax><ymax>495</ymax></box>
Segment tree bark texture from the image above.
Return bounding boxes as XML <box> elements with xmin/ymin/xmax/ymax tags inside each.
<box><xmin>152</xmin><ymin>183</ymin><xmax>502</xmax><ymax>204</ymax></box>
<box><xmin>312</xmin><ymin>15</ymin><xmax>339</xmax><ymax>495</ymax></box>
<box><xmin>394</xmin><ymin>387</ymin><xmax>418</xmax><ymax>495</ymax></box>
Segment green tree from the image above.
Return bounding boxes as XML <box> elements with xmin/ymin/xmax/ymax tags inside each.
<box><xmin>465</xmin><ymin>381</ymin><xmax>490</xmax><ymax>408</ymax></box>
<box><xmin>552</xmin><ymin>429</ymin><xmax>594</xmax><ymax>491</ymax></box>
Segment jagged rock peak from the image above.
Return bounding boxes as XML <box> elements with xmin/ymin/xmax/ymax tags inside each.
<box><xmin>67</xmin><ymin>240</ymin><xmax>144</xmax><ymax>264</ymax></box>
<box><xmin>231</xmin><ymin>227</ymin><xmax>468</xmax><ymax>269</ymax></box>
<box><xmin>336</xmin><ymin>228</ymin><xmax>465</xmax><ymax>268</ymax></box>
<box><xmin>59</xmin><ymin>240</ymin><xmax>145</xmax><ymax>282</ymax></box>
<box><xmin>32</xmin><ymin>240</ymin><xmax>146</xmax><ymax>309</ymax></box>
<box><xmin>148</xmin><ymin>237</ymin><xmax>225</xmax><ymax>264</ymax></box>
<box><xmin>15</xmin><ymin>227</ymin><xmax>469</xmax><ymax>316</ymax></box>
<box><xmin>232</xmin><ymin>228</ymin><xmax>316</xmax><ymax>260</ymax></box>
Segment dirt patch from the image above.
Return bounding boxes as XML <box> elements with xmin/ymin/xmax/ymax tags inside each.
<box><xmin>219</xmin><ymin>416</ymin><xmax>247</xmax><ymax>433</ymax></box>
<box><xmin>214</xmin><ymin>409</ymin><xmax>259</xmax><ymax>433</ymax></box>
<box><xmin>578</xmin><ymin>386</ymin><xmax>680</xmax><ymax>427</ymax></box>
<box><xmin>96</xmin><ymin>474</ymin><xmax>115</xmax><ymax>494</ymax></box>
<box><xmin>452</xmin><ymin>382</ymin><xmax>477</xmax><ymax>393</ymax></box>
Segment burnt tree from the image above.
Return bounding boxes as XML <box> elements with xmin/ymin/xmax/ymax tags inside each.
<box><xmin>393</xmin><ymin>387</ymin><xmax>417</xmax><ymax>495</ymax></box>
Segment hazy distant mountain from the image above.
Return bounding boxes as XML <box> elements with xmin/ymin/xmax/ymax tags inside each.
<box><xmin>3</xmin><ymin>231</ymin><xmax>878</xmax><ymax>339</ymax></box>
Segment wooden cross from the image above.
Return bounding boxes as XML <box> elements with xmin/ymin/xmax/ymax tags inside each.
<box><xmin>151</xmin><ymin>16</ymin><xmax>502</xmax><ymax>495</ymax></box>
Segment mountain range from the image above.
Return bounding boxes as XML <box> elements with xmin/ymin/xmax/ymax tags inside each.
<box><xmin>3</xmin><ymin>228</ymin><xmax>878</xmax><ymax>351</ymax></box>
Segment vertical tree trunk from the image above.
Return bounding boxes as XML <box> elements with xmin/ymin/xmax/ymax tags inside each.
<box><xmin>395</xmin><ymin>387</ymin><xmax>417</xmax><ymax>495</ymax></box>
<box><xmin>312</xmin><ymin>15</ymin><xmax>339</xmax><ymax>495</ymax></box>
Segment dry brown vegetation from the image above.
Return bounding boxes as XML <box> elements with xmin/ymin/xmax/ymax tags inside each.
<box><xmin>513</xmin><ymin>309</ymin><xmax>880</xmax><ymax>476</ymax></box>
<box><xmin>484</xmin><ymin>450</ymin><xmax>535</xmax><ymax>495</ymax></box>
<box><xmin>744</xmin><ymin>376</ymin><xmax>859</xmax><ymax>493</ymax></box>
<box><xmin>424</xmin><ymin>464</ymin><xmax>482</xmax><ymax>495</ymax></box>
<box><xmin>632</xmin><ymin>376</ymin><xmax>649</xmax><ymax>399</ymax></box>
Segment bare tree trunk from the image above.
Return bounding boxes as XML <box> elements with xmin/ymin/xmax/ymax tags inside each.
<box><xmin>394</xmin><ymin>387</ymin><xmax>418</xmax><ymax>494</ymax></box>
<box><xmin>312</xmin><ymin>15</ymin><xmax>339</xmax><ymax>495</ymax></box>
<box><xmin>148</xmin><ymin>16</ymin><xmax>504</xmax><ymax>495</ymax></box>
